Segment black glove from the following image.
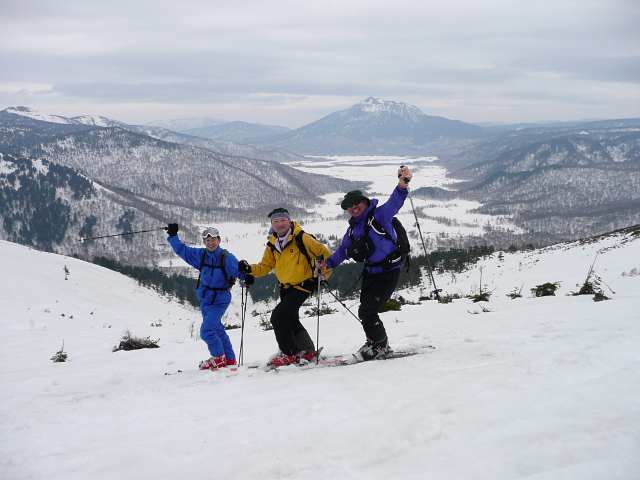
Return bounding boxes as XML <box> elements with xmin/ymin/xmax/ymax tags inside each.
<box><xmin>166</xmin><ymin>223</ymin><xmax>179</xmax><ymax>237</ymax></box>
<box><xmin>244</xmin><ymin>274</ymin><xmax>255</xmax><ymax>286</ymax></box>
<box><xmin>238</xmin><ymin>260</ymin><xmax>251</xmax><ymax>273</ymax></box>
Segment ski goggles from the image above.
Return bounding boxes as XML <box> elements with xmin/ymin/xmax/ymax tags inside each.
<box><xmin>201</xmin><ymin>228</ymin><xmax>220</xmax><ymax>239</ymax></box>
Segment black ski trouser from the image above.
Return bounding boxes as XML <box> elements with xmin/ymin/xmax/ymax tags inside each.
<box><xmin>358</xmin><ymin>268</ymin><xmax>401</xmax><ymax>343</ymax></box>
<box><xmin>270</xmin><ymin>286</ymin><xmax>314</xmax><ymax>355</ymax></box>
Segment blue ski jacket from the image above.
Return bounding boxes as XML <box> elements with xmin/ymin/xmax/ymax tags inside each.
<box><xmin>326</xmin><ymin>185</ymin><xmax>408</xmax><ymax>275</ymax></box>
<box><xmin>168</xmin><ymin>235</ymin><xmax>244</xmax><ymax>305</ymax></box>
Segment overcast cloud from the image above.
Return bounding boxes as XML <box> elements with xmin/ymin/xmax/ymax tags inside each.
<box><xmin>1</xmin><ymin>0</ymin><xmax>638</xmax><ymax>127</ymax></box>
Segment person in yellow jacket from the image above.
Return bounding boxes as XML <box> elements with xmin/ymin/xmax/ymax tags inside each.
<box><xmin>239</xmin><ymin>207</ymin><xmax>332</xmax><ymax>367</ymax></box>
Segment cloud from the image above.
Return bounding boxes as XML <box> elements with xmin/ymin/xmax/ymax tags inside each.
<box><xmin>1</xmin><ymin>0</ymin><xmax>638</xmax><ymax>125</ymax></box>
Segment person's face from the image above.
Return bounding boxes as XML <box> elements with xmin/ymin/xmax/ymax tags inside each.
<box><xmin>347</xmin><ymin>200</ymin><xmax>368</xmax><ymax>218</ymax></box>
<box><xmin>203</xmin><ymin>235</ymin><xmax>220</xmax><ymax>252</ymax></box>
<box><xmin>271</xmin><ymin>216</ymin><xmax>292</xmax><ymax>236</ymax></box>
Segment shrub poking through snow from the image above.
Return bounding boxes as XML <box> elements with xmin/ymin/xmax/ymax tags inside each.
<box><xmin>593</xmin><ymin>292</ymin><xmax>611</xmax><ymax>302</ymax></box>
<box><xmin>570</xmin><ymin>279</ymin><xmax>611</xmax><ymax>302</ymax></box>
<box><xmin>113</xmin><ymin>328</ymin><xmax>159</xmax><ymax>352</ymax></box>
<box><xmin>380</xmin><ymin>298</ymin><xmax>402</xmax><ymax>312</ymax></box>
<box><xmin>304</xmin><ymin>304</ymin><xmax>338</xmax><ymax>317</ymax></box>
<box><xmin>51</xmin><ymin>341</ymin><xmax>68</xmax><ymax>362</ymax></box>
<box><xmin>258</xmin><ymin>318</ymin><xmax>273</xmax><ymax>331</ymax></box>
<box><xmin>468</xmin><ymin>291</ymin><xmax>492</xmax><ymax>303</ymax></box>
<box><xmin>506</xmin><ymin>285</ymin><xmax>524</xmax><ymax>299</ymax></box>
<box><xmin>531</xmin><ymin>282</ymin><xmax>561</xmax><ymax>297</ymax></box>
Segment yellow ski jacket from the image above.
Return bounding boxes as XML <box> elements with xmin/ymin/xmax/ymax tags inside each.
<box><xmin>251</xmin><ymin>221</ymin><xmax>332</xmax><ymax>293</ymax></box>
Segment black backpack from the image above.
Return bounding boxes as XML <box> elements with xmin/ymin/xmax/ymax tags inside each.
<box><xmin>348</xmin><ymin>214</ymin><xmax>411</xmax><ymax>270</ymax></box>
<box><xmin>267</xmin><ymin>230</ymin><xmax>319</xmax><ymax>292</ymax></box>
<box><xmin>267</xmin><ymin>230</ymin><xmax>318</xmax><ymax>270</ymax></box>
<box><xmin>196</xmin><ymin>248</ymin><xmax>237</xmax><ymax>291</ymax></box>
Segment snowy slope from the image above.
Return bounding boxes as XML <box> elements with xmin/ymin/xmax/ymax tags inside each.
<box><xmin>1</xmin><ymin>229</ymin><xmax>639</xmax><ymax>480</ymax></box>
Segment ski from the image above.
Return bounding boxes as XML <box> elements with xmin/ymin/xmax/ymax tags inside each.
<box><xmin>248</xmin><ymin>345</ymin><xmax>435</xmax><ymax>371</ymax></box>
<box><xmin>247</xmin><ymin>346</ymin><xmax>325</xmax><ymax>372</ymax></box>
<box><xmin>301</xmin><ymin>345</ymin><xmax>435</xmax><ymax>369</ymax></box>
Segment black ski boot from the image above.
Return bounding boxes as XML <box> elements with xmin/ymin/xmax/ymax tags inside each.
<box><xmin>357</xmin><ymin>337</ymin><xmax>393</xmax><ymax>361</ymax></box>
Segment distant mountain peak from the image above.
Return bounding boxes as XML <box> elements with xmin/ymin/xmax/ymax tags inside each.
<box><xmin>359</xmin><ymin>97</ymin><xmax>388</xmax><ymax>109</ymax></box>
<box><xmin>249</xmin><ymin>97</ymin><xmax>484</xmax><ymax>155</ymax></box>
<box><xmin>359</xmin><ymin>97</ymin><xmax>403</xmax><ymax>109</ymax></box>
<box><xmin>350</xmin><ymin>97</ymin><xmax>424</xmax><ymax>123</ymax></box>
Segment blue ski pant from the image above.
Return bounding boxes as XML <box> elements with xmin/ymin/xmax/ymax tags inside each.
<box><xmin>201</xmin><ymin>301</ymin><xmax>236</xmax><ymax>360</ymax></box>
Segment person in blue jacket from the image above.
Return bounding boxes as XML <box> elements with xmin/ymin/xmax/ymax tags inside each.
<box><xmin>319</xmin><ymin>166</ymin><xmax>413</xmax><ymax>361</ymax></box>
<box><xmin>166</xmin><ymin>223</ymin><xmax>252</xmax><ymax>370</ymax></box>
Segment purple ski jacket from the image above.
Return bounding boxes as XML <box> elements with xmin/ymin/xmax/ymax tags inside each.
<box><xmin>326</xmin><ymin>185</ymin><xmax>408</xmax><ymax>274</ymax></box>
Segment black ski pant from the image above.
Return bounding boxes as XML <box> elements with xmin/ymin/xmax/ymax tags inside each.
<box><xmin>270</xmin><ymin>286</ymin><xmax>315</xmax><ymax>356</ymax></box>
<box><xmin>358</xmin><ymin>268</ymin><xmax>401</xmax><ymax>343</ymax></box>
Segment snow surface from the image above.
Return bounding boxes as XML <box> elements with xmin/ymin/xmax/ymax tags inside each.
<box><xmin>2</xmin><ymin>224</ymin><xmax>640</xmax><ymax>479</ymax></box>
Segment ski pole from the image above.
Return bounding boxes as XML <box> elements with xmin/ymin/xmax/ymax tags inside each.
<box><xmin>79</xmin><ymin>227</ymin><xmax>168</xmax><ymax>242</ymax></box>
<box><xmin>239</xmin><ymin>282</ymin><xmax>249</xmax><ymax>366</ymax></box>
<box><xmin>315</xmin><ymin>255</ymin><xmax>324</xmax><ymax>364</ymax></box>
<box><xmin>399</xmin><ymin>166</ymin><xmax>442</xmax><ymax>302</ymax></box>
<box><xmin>320</xmin><ymin>280</ymin><xmax>362</xmax><ymax>324</ymax></box>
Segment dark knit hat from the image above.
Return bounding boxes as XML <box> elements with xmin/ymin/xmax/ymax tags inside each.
<box><xmin>340</xmin><ymin>190</ymin><xmax>370</xmax><ymax>210</ymax></box>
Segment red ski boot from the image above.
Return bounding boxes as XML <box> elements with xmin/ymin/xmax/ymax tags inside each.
<box><xmin>199</xmin><ymin>354</ymin><xmax>227</xmax><ymax>370</ymax></box>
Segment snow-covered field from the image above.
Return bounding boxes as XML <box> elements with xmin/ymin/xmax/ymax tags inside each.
<box><xmin>2</xmin><ymin>220</ymin><xmax>639</xmax><ymax>479</ymax></box>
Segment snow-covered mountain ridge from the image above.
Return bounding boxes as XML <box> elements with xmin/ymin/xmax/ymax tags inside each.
<box><xmin>5</xmin><ymin>106</ymin><xmax>129</xmax><ymax>128</ymax></box>
<box><xmin>1</xmin><ymin>106</ymin><xmax>305</xmax><ymax>163</ymax></box>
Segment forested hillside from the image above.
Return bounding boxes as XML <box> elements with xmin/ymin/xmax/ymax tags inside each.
<box><xmin>428</xmin><ymin>120</ymin><xmax>640</xmax><ymax>241</ymax></box>
<box><xmin>0</xmin><ymin>109</ymin><xmax>363</xmax><ymax>265</ymax></box>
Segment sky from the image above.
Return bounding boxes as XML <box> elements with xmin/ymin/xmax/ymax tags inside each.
<box><xmin>1</xmin><ymin>0</ymin><xmax>639</xmax><ymax>128</ymax></box>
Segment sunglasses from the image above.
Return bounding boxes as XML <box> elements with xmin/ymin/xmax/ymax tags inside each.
<box><xmin>201</xmin><ymin>228</ymin><xmax>220</xmax><ymax>239</ymax></box>
<box><xmin>344</xmin><ymin>199</ymin><xmax>365</xmax><ymax>208</ymax></box>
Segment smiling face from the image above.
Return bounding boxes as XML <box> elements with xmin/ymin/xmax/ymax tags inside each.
<box><xmin>203</xmin><ymin>235</ymin><xmax>220</xmax><ymax>252</ymax></box>
<box><xmin>346</xmin><ymin>199</ymin><xmax>368</xmax><ymax>218</ymax></box>
<box><xmin>271</xmin><ymin>216</ymin><xmax>292</xmax><ymax>236</ymax></box>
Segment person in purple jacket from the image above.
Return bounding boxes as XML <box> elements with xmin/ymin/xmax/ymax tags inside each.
<box><xmin>319</xmin><ymin>166</ymin><xmax>413</xmax><ymax>361</ymax></box>
<box><xmin>166</xmin><ymin>224</ymin><xmax>253</xmax><ymax>370</ymax></box>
